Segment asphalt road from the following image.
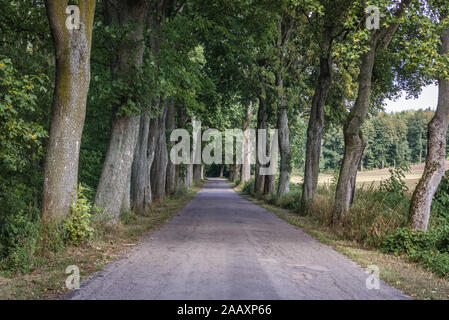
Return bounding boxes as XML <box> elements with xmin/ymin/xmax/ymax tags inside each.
<box><xmin>68</xmin><ymin>178</ymin><xmax>408</xmax><ymax>300</ymax></box>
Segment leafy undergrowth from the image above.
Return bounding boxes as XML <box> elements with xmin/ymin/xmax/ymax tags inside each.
<box><xmin>0</xmin><ymin>184</ymin><xmax>203</xmax><ymax>300</ymax></box>
<box><xmin>234</xmin><ymin>170</ymin><xmax>449</xmax><ymax>300</ymax></box>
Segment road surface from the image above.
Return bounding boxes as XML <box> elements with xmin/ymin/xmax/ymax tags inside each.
<box><xmin>68</xmin><ymin>178</ymin><xmax>408</xmax><ymax>300</ymax></box>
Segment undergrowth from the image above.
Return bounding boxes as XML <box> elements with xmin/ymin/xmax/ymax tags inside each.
<box><xmin>0</xmin><ymin>185</ymin><xmax>114</xmax><ymax>274</ymax></box>
<box><xmin>0</xmin><ymin>183</ymin><xmax>192</xmax><ymax>276</ymax></box>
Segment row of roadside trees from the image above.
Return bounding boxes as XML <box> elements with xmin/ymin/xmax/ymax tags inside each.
<box><xmin>41</xmin><ymin>0</ymin><xmax>449</xmax><ymax>233</ymax></box>
<box><xmin>1</xmin><ymin>0</ymin><xmax>448</xmax><ymax>257</ymax></box>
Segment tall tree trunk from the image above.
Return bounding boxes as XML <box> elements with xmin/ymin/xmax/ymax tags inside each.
<box><xmin>122</xmin><ymin>169</ymin><xmax>131</xmax><ymax>213</ymax></box>
<box><xmin>42</xmin><ymin>0</ymin><xmax>96</xmax><ymax>223</ymax></box>
<box><xmin>333</xmin><ymin>48</ymin><xmax>375</xmax><ymax>222</ymax></box>
<box><xmin>95</xmin><ymin>0</ymin><xmax>147</xmax><ymax>222</ymax></box>
<box><xmin>175</xmin><ymin>104</ymin><xmax>187</xmax><ymax>190</ymax></box>
<box><xmin>242</xmin><ymin>102</ymin><xmax>253</xmax><ymax>183</ymax></box>
<box><xmin>409</xmin><ymin>26</ymin><xmax>449</xmax><ymax>232</ymax></box>
<box><xmin>146</xmin><ymin>115</ymin><xmax>159</xmax><ymax>200</ymax></box>
<box><xmin>254</xmin><ymin>95</ymin><xmax>267</xmax><ymax>194</ymax></box>
<box><xmin>131</xmin><ymin>111</ymin><xmax>151</xmax><ymax>214</ymax></box>
<box><xmin>174</xmin><ymin>164</ymin><xmax>182</xmax><ymax>190</ymax></box>
<box><xmin>276</xmin><ymin>74</ymin><xmax>291</xmax><ymax>197</ymax></box>
<box><xmin>264</xmin><ymin>175</ymin><xmax>276</xmax><ymax>195</ymax></box>
<box><xmin>151</xmin><ymin>101</ymin><xmax>169</xmax><ymax>202</ymax></box>
<box><xmin>301</xmin><ymin>56</ymin><xmax>332</xmax><ymax>212</ymax></box>
<box><xmin>185</xmin><ymin>164</ymin><xmax>193</xmax><ymax>187</ymax></box>
<box><xmin>193</xmin><ymin>164</ymin><xmax>202</xmax><ymax>185</ymax></box>
<box><xmin>130</xmin><ymin>0</ymin><xmax>170</xmax><ymax>212</ymax></box>
<box><xmin>230</xmin><ymin>164</ymin><xmax>240</xmax><ymax>182</ymax></box>
<box><xmin>272</xmin><ymin>16</ymin><xmax>294</xmax><ymax>197</ymax></box>
<box><xmin>332</xmin><ymin>1</ymin><xmax>410</xmax><ymax>222</ymax></box>
<box><xmin>165</xmin><ymin>102</ymin><xmax>176</xmax><ymax>195</ymax></box>
<box><xmin>95</xmin><ymin>116</ymin><xmax>140</xmax><ymax>220</ymax></box>
<box><xmin>219</xmin><ymin>164</ymin><xmax>225</xmax><ymax>178</ymax></box>
<box><xmin>229</xmin><ymin>164</ymin><xmax>234</xmax><ymax>182</ymax></box>
<box><xmin>264</xmin><ymin>125</ymin><xmax>276</xmax><ymax>195</ymax></box>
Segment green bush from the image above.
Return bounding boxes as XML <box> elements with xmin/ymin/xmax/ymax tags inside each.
<box><xmin>61</xmin><ymin>185</ymin><xmax>94</xmax><ymax>246</ymax></box>
<box><xmin>382</xmin><ymin>227</ymin><xmax>434</xmax><ymax>255</ymax></box>
<box><xmin>408</xmin><ymin>251</ymin><xmax>449</xmax><ymax>277</ymax></box>
<box><xmin>242</xmin><ymin>178</ymin><xmax>255</xmax><ymax>195</ymax></box>
<box><xmin>433</xmin><ymin>171</ymin><xmax>449</xmax><ymax>220</ymax></box>
<box><xmin>0</xmin><ymin>209</ymin><xmax>41</xmax><ymax>273</ymax></box>
<box><xmin>434</xmin><ymin>225</ymin><xmax>449</xmax><ymax>253</ymax></box>
<box><xmin>0</xmin><ymin>180</ymin><xmax>42</xmax><ymax>273</ymax></box>
<box><xmin>278</xmin><ymin>191</ymin><xmax>302</xmax><ymax>212</ymax></box>
<box><xmin>381</xmin><ymin>225</ymin><xmax>449</xmax><ymax>277</ymax></box>
<box><xmin>266</xmin><ymin>193</ymin><xmax>278</xmax><ymax>205</ymax></box>
<box><xmin>378</xmin><ymin>164</ymin><xmax>410</xmax><ymax>209</ymax></box>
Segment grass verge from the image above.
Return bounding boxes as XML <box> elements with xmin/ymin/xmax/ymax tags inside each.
<box><xmin>0</xmin><ymin>184</ymin><xmax>204</xmax><ymax>300</ymax></box>
<box><xmin>233</xmin><ymin>182</ymin><xmax>449</xmax><ymax>300</ymax></box>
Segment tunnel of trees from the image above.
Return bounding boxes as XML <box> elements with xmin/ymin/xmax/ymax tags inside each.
<box><xmin>1</xmin><ymin>0</ymin><xmax>449</xmax><ymax>276</ymax></box>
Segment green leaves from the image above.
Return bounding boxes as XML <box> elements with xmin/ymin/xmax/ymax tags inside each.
<box><xmin>62</xmin><ymin>185</ymin><xmax>96</xmax><ymax>246</ymax></box>
<box><xmin>0</xmin><ymin>56</ymin><xmax>48</xmax><ymax>171</ymax></box>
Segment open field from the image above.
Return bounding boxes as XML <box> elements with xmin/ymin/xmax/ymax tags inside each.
<box><xmin>291</xmin><ymin>163</ymin><xmax>449</xmax><ymax>192</ymax></box>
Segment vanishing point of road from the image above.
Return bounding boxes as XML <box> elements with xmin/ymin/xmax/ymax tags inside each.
<box><xmin>68</xmin><ymin>178</ymin><xmax>408</xmax><ymax>300</ymax></box>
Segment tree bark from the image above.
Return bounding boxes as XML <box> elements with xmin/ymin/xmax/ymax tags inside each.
<box><xmin>146</xmin><ymin>115</ymin><xmax>159</xmax><ymax>199</ymax></box>
<box><xmin>332</xmin><ymin>1</ymin><xmax>410</xmax><ymax>222</ymax></box>
<box><xmin>175</xmin><ymin>104</ymin><xmax>187</xmax><ymax>190</ymax></box>
<box><xmin>130</xmin><ymin>0</ymin><xmax>171</xmax><ymax>212</ymax></box>
<box><xmin>185</xmin><ymin>164</ymin><xmax>193</xmax><ymax>187</ymax></box>
<box><xmin>333</xmin><ymin>47</ymin><xmax>375</xmax><ymax>222</ymax></box>
<box><xmin>122</xmin><ymin>169</ymin><xmax>131</xmax><ymax>213</ymax></box>
<box><xmin>230</xmin><ymin>164</ymin><xmax>240</xmax><ymax>182</ymax></box>
<box><xmin>272</xmin><ymin>16</ymin><xmax>294</xmax><ymax>197</ymax></box>
<box><xmin>131</xmin><ymin>111</ymin><xmax>151</xmax><ymax>214</ymax></box>
<box><xmin>409</xmin><ymin>26</ymin><xmax>449</xmax><ymax>232</ymax></box>
<box><xmin>42</xmin><ymin>0</ymin><xmax>96</xmax><ymax>223</ymax></box>
<box><xmin>254</xmin><ymin>95</ymin><xmax>267</xmax><ymax>194</ymax></box>
<box><xmin>165</xmin><ymin>102</ymin><xmax>176</xmax><ymax>195</ymax></box>
<box><xmin>301</xmin><ymin>56</ymin><xmax>332</xmax><ymax>212</ymax></box>
<box><xmin>229</xmin><ymin>164</ymin><xmax>234</xmax><ymax>182</ymax></box>
<box><xmin>264</xmin><ymin>175</ymin><xmax>275</xmax><ymax>195</ymax></box>
<box><xmin>242</xmin><ymin>102</ymin><xmax>253</xmax><ymax>183</ymax></box>
<box><xmin>174</xmin><ymin>164</ymin><xmax>182</xmax><ymax>190</ymax></box>
<box><xmin>95</xmin><ymin>116</ymin><xmax>140</xmax><ymax>220</ymax></box>
<box><xmin>151</xmin><ymin>101</ymin><xmax>169</xmax><ymax>202</ymax></box>
<box><xmin>193</xmin><ymin>164</ymin><xmax>202</xmax><ymax>185</ymax></box>
<box><xmin>276</xmin><ymin>74</ymin><xmax>291</xmax><ymax>197</ymax></box>
<box><xmin>264</xmin><ymin>126</ymin><xmax>276</xmax><ymax>195</ymax></box>
<box><xmin>219</xmin><ymin>164</ymin><xmax>225</xmax><ymax>178</ymax></box>
<box><xmin>95</xmin><ymin>0</ymin><xmax>147</xmax><ymax>222</ymax></box>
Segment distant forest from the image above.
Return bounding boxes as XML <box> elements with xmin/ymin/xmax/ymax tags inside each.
<box><xmin>291</xmin><ymin>109</ymin><xmax>448</xmax><ymax>172</ymax></box>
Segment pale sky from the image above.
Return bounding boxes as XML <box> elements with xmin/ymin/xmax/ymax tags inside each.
<box><xmin>384</xmin><ymin>84</ymin><xmax>438</xmax><ymax>113</ymax></box>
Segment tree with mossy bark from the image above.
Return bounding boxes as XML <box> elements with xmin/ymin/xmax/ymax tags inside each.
<box><xmin>300</xmin><ymin>0</ymin><xmax>354</xmax><ymax>213</ymax></box>
<box><xmin>410</xmin><ymin>3</ymin><xmax>449</xmax><ymax>232</ymax></box>
<box><xmin>42</xmin><ymin>0</ymin><xmax>96</xmax><ymax>224</ymax></box>
<box><xmin>94</xmin><ymin>0</ymin><xmax>147</xmax><ymax>223</ymax></box>
<box><xmin>333</xmin><ymin>0</ymin><xmax>412</xmax><ymax>222</ymax></box>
